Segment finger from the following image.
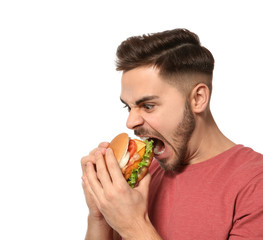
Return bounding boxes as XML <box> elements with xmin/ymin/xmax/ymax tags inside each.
<box><xmin>81</xmin><ymin>143</ymin><xmax>109</xmax><ymax>175</ymax></box>
<box><xmin>82</xmin><ymin>174</ymin><xmax>99</xmax><ymax>202</ymax></box>
<box><xmin>105</xmin><ymin>148</ymin><xmax>126</xmax><ymax>185</ymax></box>
<box><xmin>82</xmin><ymin>175</ymin><xmax>91</xmax><ymax>200</ymax></box>
<box><xmin>95</xmin><ymin>151</ymin><xmax>112</xmax><ymax>189</ymax></box>
<box><xmin>81</xmin><ymin>155</ymin><xmax>95</xmax><ymax>176</ymax></box>
<box><xmin>86</xmin><ymin>162</ymin><xmax>104</xmax><ymax>204</ymax></box>
<box><xmin>90</xmin><ymin>143</ymin><xmax>109</xmax><ymax>156</ymax></box>
<box><xmin>82</xmin><ymin>175</ymin><xmax>91</xmax><ymax>194</ymax></box>
<box><xmin>89</xmin><ymin>142</ymin><xmax>109</xmax><ymax>157</ymax></box>
<box><xmin>136</xmin><ymin>173</ymin><xmax>151</xmax><ymax>200</ymax></box>
<box><xmin>82</xmin><ymin>173</ymin><xmax>102</xmax><ymax>210</ymax></box>
<box><xmin>98</xmin><ymin>142</ymin><xmax>110</xmax><ymax>148</ymax></box>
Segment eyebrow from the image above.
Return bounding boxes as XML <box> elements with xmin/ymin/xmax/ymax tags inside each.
<box><xmin>120</xmin><ymin>95</ymin><xmax>159</xmax><ymax>106</ymax></box>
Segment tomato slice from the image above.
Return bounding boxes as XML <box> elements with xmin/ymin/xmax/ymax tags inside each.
<box><xmin>128</xmin><ymin>139</ymin><xmax>137</xmax><ymax>160</ymax></box>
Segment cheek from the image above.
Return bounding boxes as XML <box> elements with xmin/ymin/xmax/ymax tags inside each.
<box><xmin>144</xmin><ymin>106</ymin><xmax>185</xmax><ymax>135</ymax></box>
<box><xmin>161</xmin><ymin>113</ymin><xmax>183</xmax><ymax>135</ymax></box>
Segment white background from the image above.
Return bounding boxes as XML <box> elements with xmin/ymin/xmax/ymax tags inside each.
<box><xmin>0</xmin><ymin>0</ymin><xmax>262</xmax><ymax>239</ymax></box>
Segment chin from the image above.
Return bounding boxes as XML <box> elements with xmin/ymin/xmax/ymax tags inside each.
<box><xmin>156</xmin><ymin>156</ymin><xmax>186</xmax><ymax>171</ymax></box>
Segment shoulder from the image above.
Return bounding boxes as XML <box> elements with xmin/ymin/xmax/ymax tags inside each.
<box><xmin>217</xmin><ymin>145</ymin><xmax>263</xmax><ymax>174</ymax></box>
<box><xmin>223</xmin><ymin>145</ymin><xmax>263</xmax><ymax>194</ymax></box>
<box><xmin>231</xmin><ymin>146</ymin><xmax>263</xmax><ymax>176</ymax></box>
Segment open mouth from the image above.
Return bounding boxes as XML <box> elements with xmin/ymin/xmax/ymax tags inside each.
<box><xmin>140</xmin><ymin>136</ymin><xmax>166</xmax><ymax>156</ymax></box>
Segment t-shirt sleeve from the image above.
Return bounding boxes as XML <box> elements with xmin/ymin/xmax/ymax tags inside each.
<box><xmin>229</xmin><ymin>173</ymin><xmax>263</xmax><ymax>239</ymax></box>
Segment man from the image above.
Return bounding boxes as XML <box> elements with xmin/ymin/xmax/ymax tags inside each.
<box><xmin>81</xmin><ymin>29</ymin><xmax>263</xmax><ymax>239</ymax></box>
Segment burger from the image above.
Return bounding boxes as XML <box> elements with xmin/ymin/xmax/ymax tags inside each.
<box><xmin>109</xmin><ymin>133</ymin><xmax>154</xmax><ymax>188</ymax></box>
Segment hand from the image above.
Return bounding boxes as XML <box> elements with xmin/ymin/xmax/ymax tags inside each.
<box><xmin>86</xmin><ymin>148</ymin><xmax>151</xmax><ymax>238</ymax></box>
<box><xmin>81</xmin><ymin>142</ymin><xmax>109</xmax><ymax>219</ymax></box>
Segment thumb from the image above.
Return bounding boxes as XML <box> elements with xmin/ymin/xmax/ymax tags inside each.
<box><xmin>136</xmin><ymin>173</ymin><xmax>151</xmax><ymax>200</ymax></box>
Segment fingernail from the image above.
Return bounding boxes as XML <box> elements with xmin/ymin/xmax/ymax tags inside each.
<box><xmin>87</xmin><ymin>162</ymin><xmax>92</xmax><ymax>167</ymax></box>
<box><xmin>106</xmin><ymin>148</ymin><xmax>112</xmax><ymax>153</ymax></box>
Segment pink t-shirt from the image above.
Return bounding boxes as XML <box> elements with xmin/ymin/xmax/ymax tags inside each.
<box><xmin>148</xmin><ymin>145</ymin><xmax>263</xmax><ymax>240</ymax></box>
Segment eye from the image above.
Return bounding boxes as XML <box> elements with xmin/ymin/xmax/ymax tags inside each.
<box><xmin>123</xmin><ymin>104</ymin><xmax>131</xmax><ymax>112</ymax></box>
<box><xmin>143</xmin><ymin>103</ymin><xmax>154</xmax><ymax>111</ymax></box>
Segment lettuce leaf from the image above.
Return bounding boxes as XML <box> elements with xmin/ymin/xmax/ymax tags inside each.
<box><xmin>128</xmin><ymin>139</ymin><xmax>154</xmax><ymax>188</ymax></box>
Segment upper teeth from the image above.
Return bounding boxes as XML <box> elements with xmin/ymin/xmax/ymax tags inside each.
<box><xmin>140</xmin><ymin>137</ymin><xmax>149</xmax><ymax>141</ymax></box>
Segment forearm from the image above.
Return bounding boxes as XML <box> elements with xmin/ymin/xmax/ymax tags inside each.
<box><xmin>85</xmin><ymin>215</ymin><xmax>113</xmax><ymax>240</ymax></box>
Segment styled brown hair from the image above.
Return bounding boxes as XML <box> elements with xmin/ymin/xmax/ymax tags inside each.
<box><xmin>116</xmin><ymin>28</ymin><xmax>214</xmax><ymax>74</ymax></box>
<box><xmin>116</xmin><ymin>28</ymin><xmax>214</xmax><ymax>95</ymax></box>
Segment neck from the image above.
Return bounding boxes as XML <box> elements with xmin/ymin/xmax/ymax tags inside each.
<box><xmin>186</xmin><ymin>111</ymin><xmax>235</xmax><ymax>165</ymax></box>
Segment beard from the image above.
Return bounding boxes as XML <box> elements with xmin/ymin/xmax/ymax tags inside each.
<box><xmin>161</xmin><ymin>101</ymin><xmax>195</xmax><ymax>171</ymax></box>
<box><xmin>134</xmin><ymin>100</ymin><xmax>195</xmax><ymax>171</ymax></box>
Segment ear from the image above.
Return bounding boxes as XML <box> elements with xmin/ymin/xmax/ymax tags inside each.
<box><xmin>189</xmin><ymin>83</ymin><xmax>210</xmax><ymax>113</ymax></box>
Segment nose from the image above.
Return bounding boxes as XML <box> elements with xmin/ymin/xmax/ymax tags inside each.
<box><xmin>126</xmin><ymin>108</ymin><xmax>144</xmax><ymax>130</ymax></box>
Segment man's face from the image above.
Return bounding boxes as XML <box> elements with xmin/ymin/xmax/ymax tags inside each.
<box><xmin>120</xmin><ymin>66</ymin><xmax>195</xmax><ymax>171</ymax></box>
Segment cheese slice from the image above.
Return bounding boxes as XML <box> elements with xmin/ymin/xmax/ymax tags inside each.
<box><xmin>134</xmin><ymin>139</ymin><xmax>146</xmax><ymax>158</ymax></box>
<box><xmin>134</xmin><ymin>139</ymin><xmax>146</xmax><ymax>151</ymax></box>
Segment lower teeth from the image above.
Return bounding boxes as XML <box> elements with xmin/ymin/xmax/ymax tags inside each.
<box><xmin>153</xmin><ymin>138</ymin><xmax>165</xmax><ymax>155</ymax></box>
<box><xmin>154</xmin><ymin>146</ymin><xmax>165</xmax><ymax>155</ymax></box>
